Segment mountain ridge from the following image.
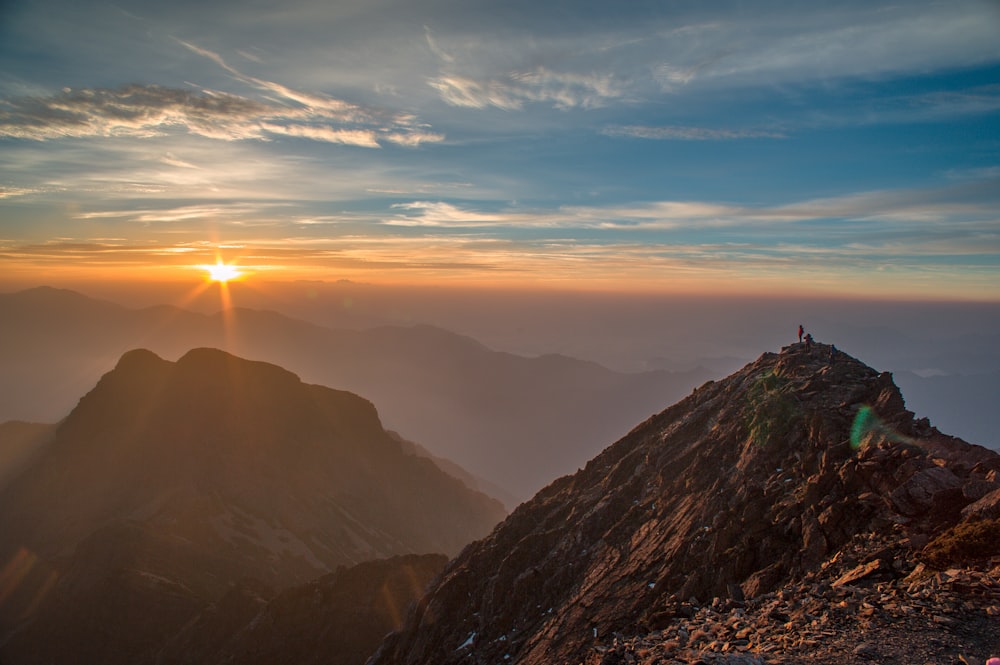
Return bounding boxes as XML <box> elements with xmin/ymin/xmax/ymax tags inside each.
<box><xmin>0</xmin><ymin>347</ymin><xmax>505</xmax><ymax>665</ymax></box>
<box><xmin>370</xmin><ymin>342</ymin><xmax>1000</xmax><ymax>664</ymax></box>
<box><xmin>0</xmin><ymin>286</ymin><xmax>713</xmax><ymax>500</ymax></box>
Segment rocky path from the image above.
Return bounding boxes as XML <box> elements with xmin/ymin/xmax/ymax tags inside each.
<box><xmin>593</xmin><ymin>533</ymin><xmax>999</xmax><ymax>665</ymax></box>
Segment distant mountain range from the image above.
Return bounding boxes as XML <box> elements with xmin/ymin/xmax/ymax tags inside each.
<box><xmin>0</xmin><ymin>348</ymin><xmax>503</xmax><ymax>665</ymax></box>
<box><xmin>0</xmin><ymin>286</ymin><xmax>713</xmax><ymax>500</ymax></box>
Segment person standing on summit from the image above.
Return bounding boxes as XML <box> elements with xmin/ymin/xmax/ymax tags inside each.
<box><xmin>798</xmin><ymin>324</ymin><xmax>804</xmax><ymax>343</ymax></box>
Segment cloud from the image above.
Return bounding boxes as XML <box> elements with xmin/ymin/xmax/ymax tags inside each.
<box><xmin>384</xmin><ymin>177</ymin><xmax>1000</xmax><ymax>236</ymax></box>
<box><xmin>0</xmin><ymin>186</ymin><xmax>38</xmax><ymax>199</ymax></box>
<box><xmin>0</xmin><ymin>83</ymin><xmax>443</xmax><ymax>147</ymax></box>
<box><xmin>423</xmin><ymin>26</ymin><xmax>454</xmax><ymax>64</ymax></box>
<box><xmin>681</xmin><ymin>4</ymin><xmax>1000</xmax><ymax>87</ymax></box>
<box><xmin>4</xmin><ymin>184</ymin><xmax>998</xmax><ymax>296</ymax></box>
<box><xmin>429</xmin><ymin>68</ymin><xmax>623</xmax><ymax>111</ymax></box>
<box><xmin>387</xmin><ymin>201</ymin><xmax>518</xmax><ymax>227</ymax></box>
<box><xmin>603</xmin><ymin>125</ymin><xmax>786</xmax><ymax>140</ymax></box>
<box><xmin>0</xmin><ymin>85</ymin><xmax>268</xmax><ymax>140</ymax></box>
<box><xmin>0</xmin><ymin>40</ymin><xmax>445</xmax><ymax>148</ymax></box>
<box><xmin>160</xmin><ymin>153</ymin><xmax>201</xmax><ymax>169</ymax></box>
<box><xmin>419</xmin><ymin>2</ymin><xmax>1000</xmax><ymax>114</ymax></box>
<box><xmin>74</xmin><ymin>203</ymin><xmax>288</xmax><ymax>224</ymax></box>
<box><xmin>908</xmin><ymin>84</ymin><xmax>1000</xmax><ymax>118</ymax></box>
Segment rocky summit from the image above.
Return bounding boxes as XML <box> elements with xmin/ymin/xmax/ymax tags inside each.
<box><xmin>371</xmin><ymin>342</ymin><xmax>1000</xmax><ymax>665</ymax></box>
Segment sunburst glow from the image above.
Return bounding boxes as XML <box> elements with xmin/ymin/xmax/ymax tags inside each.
<box><xmin>203</xmin><ymin>262</ymin><xmax>243</xmax><ymax>283</ymax></box>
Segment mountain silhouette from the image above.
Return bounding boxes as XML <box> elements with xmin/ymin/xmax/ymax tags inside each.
<box><xmin>0</xmin><ymin>286</ymin><xmax>713</xmax><ymax>500</ymax></box>
<box><xmin>0</xmin><ymin>348</ymin><xmax>504</xmax><ymax>665</ymax></box>
<box><xmin>370</xmin><ymin>343</ymin><xmax>1000</xmax><ymax>664</ymax></box>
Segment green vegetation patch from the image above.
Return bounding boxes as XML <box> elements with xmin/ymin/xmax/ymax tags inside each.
<box><xmin>920</xmin><ymin>518</ymin><xmax>1000</xmax><ymax>569</ymax></box>
<box><xmin>745</xmin><ymin>370</ymin><xmax>801</xmax><ymax>447</ymax></box>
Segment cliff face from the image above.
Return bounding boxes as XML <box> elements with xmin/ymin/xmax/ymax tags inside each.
<box><xmin>0</xmin><ymin>348</ymin><xmax>504</xmax><ymax>665</ymax></box>
<box><xmin>371</xmin><ymin>343</ymin><xmax>1000</xmax><ymax>665</ymax></box>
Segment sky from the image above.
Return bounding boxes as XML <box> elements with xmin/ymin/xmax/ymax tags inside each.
<box><xmin>1</xmin><ymin>0</ymin><xmax>1000</xmax><ymax>298</ymax></box>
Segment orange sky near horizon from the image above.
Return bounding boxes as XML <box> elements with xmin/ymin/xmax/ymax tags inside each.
<box><xmin>2</xmin><ymin>250</ymin><xmax>999</xmax><ymax>305</ymax></box>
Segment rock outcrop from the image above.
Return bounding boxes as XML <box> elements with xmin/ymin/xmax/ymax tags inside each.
<box><xmin>371</xmin><ymin>343</ymin><xmax>1000</xmax><ymax>665</ymax></box>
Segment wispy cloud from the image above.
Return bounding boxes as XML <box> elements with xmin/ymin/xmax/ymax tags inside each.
<box><xmin>0</xmin><ymin>40</ymin><xmax>444</xmax><ymax>148</ymax></box>
<box><xmin>907</xmin><ymin>84</ymin><xmax>1000</xmax><ymax>119</ymax></box>
<box><xmin>0</xmin><ymin>85</ymin><xmax>268</xmax><ymax>141</ymax></box>
<box><xmin>387</xmin><ymin>201</ymin><xmax>510</xmax><ymax>227</ymax></box>
<box><xmin>429</xmin><ymin>68</ymin><xmax>622</xmax><ymax>111</ymax></box>
<box><xmin>385</xmin><ymin>178</ymin><xmax>1000</xmax><ymax>233</ymax></box>
<box><xmin>0</xmin><ymin>186</ymin><xmax>39</xmax><ymax>199</ymax></box>
<box><xmin>0</xmin><ymin>83</ymin><xmax>443</xmax><ymax>147</ymax></box>
<box><xmin>420</xmin><ymin>2</ymin><xmax>1000</xmax><ymax>114</ymax></box>
<box><xmin>4</xmin><ymin>181</ymin><xmax>998</xmax><ymax>297</ymax></box>
<box><xmin>424</xmin><ymin>27</ymin><xmax>624</xmax><ymax>112</ymax></box>
<box><xmin>683</xmin><ymin>5</ymin><xmax>1000</xmax><ymax>87</ymax></box>
<box><xmin>74</xmin><ymin>202</ymin><xmax>290</xmax><ymax>224</ymax></box>
<box><xmin>603</xmin><ymin>125</ymin><xmax>786</xmax><ymax>141</ymax></box>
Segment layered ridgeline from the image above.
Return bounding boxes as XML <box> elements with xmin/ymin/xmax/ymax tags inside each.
<box><xmin>372</xmin><ymin>343</ymin><xmax>1000</xmax><ymax>665</ymax></box>
<box><xmin>0</xmin><ymin>348</ymin><xmax>504</xmax><ymax>665</ymax></box>
<box><xmin>0</xmin><ymin>286</ymin><xmax>713</xmax><ymax>501</ymax></box>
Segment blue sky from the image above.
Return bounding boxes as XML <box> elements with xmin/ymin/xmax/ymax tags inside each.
<box><xmin>1</xmin><ymin>0</ymin><xmax>999</xmax><ymax>297</ymax></box>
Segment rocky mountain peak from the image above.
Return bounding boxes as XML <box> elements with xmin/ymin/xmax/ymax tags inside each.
<box><xmin>371</xmin><ymin>342</ymin><xmax>1000</xmax><ymax>664</ymax></box>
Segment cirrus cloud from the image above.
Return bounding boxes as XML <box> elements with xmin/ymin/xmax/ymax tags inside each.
<box><xmin>429</xmin><ymin>68</ymin><xmax>623</xmax><ymax>111</ymax></box>
<box><xmin>0</xmin><ymin>39</ymin><xmax>446</xmax><ymax>148</ymax></box>
<box><xmin>602</xmin><ymin>124</ymin><xmax>786</xmax><ymax>141</ymax></box>
<box><xmin>0</xmin><ymin>83</ymin><xmax>443</xmax><ymax>147</ymax></box>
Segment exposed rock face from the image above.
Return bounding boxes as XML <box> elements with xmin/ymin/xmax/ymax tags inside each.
<box><xmin>371</xmin><ymin>343</ymin><xmax>1000</xmax><ymax>665</ymax></box>
<box><xmin>0</xmin><ymin>348</ymin><xmax>504</xmax><ymax>665</ymax></box>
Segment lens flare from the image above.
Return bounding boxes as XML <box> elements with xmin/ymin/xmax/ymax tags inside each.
<box><xmin>850</xmin><ymin>405</ymin><xmax>910</xmax><ymax>450</ymax></box>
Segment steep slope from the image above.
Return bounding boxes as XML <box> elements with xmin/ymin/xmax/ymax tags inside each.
<box><xmin>156</xmin><ymin>554</ymin><xmax>447</xmax><ymax>665</ymax></box>
<box><xmin>371</xmin><ymin>342</ymin><xmax>1000</xmax><ymax>665</ymax></box>
<box><xmin>0</xmin><ymin>348</ymin><xmax>504</xmax><ymax>665</ymax></box>
<box><xmin>0</xmin><ymin>286</ymin><xmax>711</xmax><ymax>499</ymax></box>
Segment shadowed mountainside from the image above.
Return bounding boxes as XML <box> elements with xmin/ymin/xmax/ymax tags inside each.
<box><xmin>156</xmin><ymin>554</ymin><xmax>448</xmax><ymax>665</ymax></box>
<box><xmin>0</xmin><ymin>286</ymin><xmax>712</xmax><ymax>501</ymax></box>
<box><xmin>0</xmin><ymin>421</ymin><xmax>53</xmax><ymax>490</ymax></box>
<box><xmin>370</xmin><ymin>343</ymin><xmax>1000</xmax><ymax>665</ymax></box>
<box><xmin>0</xmin><ymin>348</ymin><xmax>503</xmax><ymax>665</ymax></box>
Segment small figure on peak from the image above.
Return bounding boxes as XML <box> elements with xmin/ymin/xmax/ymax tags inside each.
<box><xmin>829</xmin><ymin>344</ymin><xmax>837</xmax><ymax>363</ymax></box>
<box><xmin>804</xmin><ymin>333</ymin><xmax>813</xmax><ymax>350</ymax></box>
<box><xmin>798</xmin><ymin>324</ymin><xmax>804</xmax><ymax>343</ymax></box>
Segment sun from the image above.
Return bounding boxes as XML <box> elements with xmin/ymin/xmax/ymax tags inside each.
<box><xmin>204</xmin><ymin>261</ymin><xmax>244</xmax><ymax>283</ymax></box>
